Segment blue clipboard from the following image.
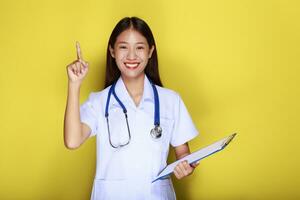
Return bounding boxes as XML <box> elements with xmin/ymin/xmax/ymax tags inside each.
<box><xmin>152</xmin><ymin>133</ymin><xmax>237</xmax><ymax>183</ymax></box>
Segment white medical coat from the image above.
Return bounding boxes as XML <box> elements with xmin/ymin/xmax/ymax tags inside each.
<box><xmin>80</xmin><ymin>75</ymin><xmax>199</xmax><ymax>200</ymax></box>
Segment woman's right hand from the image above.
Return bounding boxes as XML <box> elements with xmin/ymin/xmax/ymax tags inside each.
<box><xmin>66</xmin><ymin>41</ymin><xmax>89</xmax><ymax>84</ymax></box>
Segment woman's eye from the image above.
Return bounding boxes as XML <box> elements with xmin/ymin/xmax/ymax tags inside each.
<box><xmin>119</xmin><ymin>46</ymin><xmax>127</xmax><ymax>49</ymax></box>
<box><xmin>137</xmin><ymin>46</ymin><xmax>144</xmax><ymax>50</ymax></box>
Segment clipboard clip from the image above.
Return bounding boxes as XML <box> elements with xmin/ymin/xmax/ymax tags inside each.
<box><xmin>222</xmin><ymin>133</ymin><xmax>237</xmax><ymax>148</ymax></box>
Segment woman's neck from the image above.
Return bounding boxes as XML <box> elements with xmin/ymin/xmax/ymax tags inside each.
<box><xmin>121</xmin><ymin>74</ymin><xmax>145</xmax><ymax>106</ymax></box>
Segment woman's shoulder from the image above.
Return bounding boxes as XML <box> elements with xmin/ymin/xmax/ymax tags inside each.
<box><xmin>85</xmin><ymin>86</ymin><xmax>111</xmax><ymax>103</ymax></box>
<box><xmin>156</xmin><ymin>85</ymin><xmax>181</xmax><ymax>102</ymax></box>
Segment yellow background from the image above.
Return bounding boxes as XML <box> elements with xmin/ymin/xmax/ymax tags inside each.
<box><xmin>0</xmin><ymin>0</ymin><xmax>299</xmax><ymax>199</ymax></box>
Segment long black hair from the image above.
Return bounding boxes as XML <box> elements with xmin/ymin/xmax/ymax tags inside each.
<box><xmin>105</xmin><ymin>17</ymin><xmax>163</xmax><ymax>88</ymax></box>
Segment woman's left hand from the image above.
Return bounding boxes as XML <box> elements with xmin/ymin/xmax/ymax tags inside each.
<box><xmin>173</xmin><ymin>160</ymin><xmax>199</xmax><ymax>180</ymax></box>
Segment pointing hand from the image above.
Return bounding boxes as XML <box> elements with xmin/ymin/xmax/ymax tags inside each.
<box><xmin>66</xmin><ymin>41</ymin><xmax>89</xmax><ymax>84</ymax></box>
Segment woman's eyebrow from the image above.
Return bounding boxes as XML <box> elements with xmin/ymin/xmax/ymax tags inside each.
<box><xmin>116</xmin><ymin>41</ymin><xmax>146</xmax><ymax>44</ymax></box>
<box><xmin>136</xmin><ymin>42</ymin><xmax>146</xmax><ymax>44</ymax></box>
<box><xmin>116</xmin><ymin>41</ymin><xmax>128</xmax><ymax>44</ymax></box>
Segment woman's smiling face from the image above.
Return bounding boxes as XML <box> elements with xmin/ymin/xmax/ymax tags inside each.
<box><xmin>109</xmin><ymin>28</ymin><xmax>154</xmax><ymax>80</ymax></box>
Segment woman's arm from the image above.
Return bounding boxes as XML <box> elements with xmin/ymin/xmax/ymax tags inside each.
<box><xmin>173</xmin><ymin>142</ymin><xmax>199</xmax><ymax>179</ymax></box>
<box><xmin>64</xmin><ymin>82</ymin><xmax>91</xmax><ymax>149</ymax></box>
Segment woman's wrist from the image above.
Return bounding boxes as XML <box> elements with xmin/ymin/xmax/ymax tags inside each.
<box><xmin>68</xmin><ymin>81</ymin><xmax>82</xmax><ymax>90</ymax></box>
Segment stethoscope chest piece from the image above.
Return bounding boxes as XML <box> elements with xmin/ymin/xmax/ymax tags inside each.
<box><xmin>150</xmin><ymin>125</ymin><xmax>162</xmax><ymax>139</ymax></box>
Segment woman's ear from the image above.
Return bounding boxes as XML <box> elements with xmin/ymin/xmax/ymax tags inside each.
<box><xmin>149</xmin><ymin>45</ymin><xmax>155</xmax><ymax>58</ymax></box>
<box><xmin>109</xmin><ymin>45</ymin><xmax>115</xmax><ymax>58</ymax></box>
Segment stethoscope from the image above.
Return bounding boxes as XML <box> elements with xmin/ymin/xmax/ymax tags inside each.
<box><xmin>105</xmin><ymin>77</ymin><xmax>162</xmax><ymax>148</ymax></box>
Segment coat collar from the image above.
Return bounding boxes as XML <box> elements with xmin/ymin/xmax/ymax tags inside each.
<box><xmin>110</xmin><ymin>74</ymin><xmax>154</xmax><ymax>108</ymax></box>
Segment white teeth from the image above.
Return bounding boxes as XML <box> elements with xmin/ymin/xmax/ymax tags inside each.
<box><xmin>125</xmin><ymin>63</ymin><xmax>139</xmax><ymax>68</ymax></box>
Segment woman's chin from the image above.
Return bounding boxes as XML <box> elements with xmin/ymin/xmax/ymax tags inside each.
<box><xmin>121</xmin><ymin>71</ymin><xmax>145</xmax><ymax>80</ymax></box>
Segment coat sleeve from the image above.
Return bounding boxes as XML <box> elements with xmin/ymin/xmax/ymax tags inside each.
<box><xmin>170</xmin><ymin>93</ymin><xmax>199</xmax><ymax>147</ymax></box>
<box><xmin>80</xmin><ymin>92</ymin><xmax>99</xmax><ymax>137</ymax></box>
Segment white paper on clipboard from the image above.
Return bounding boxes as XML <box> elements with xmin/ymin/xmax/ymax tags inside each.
<box><xmin>152</xmin><ymin>133</ymin><xmax>237</xmax><ymax>183</ymax></box>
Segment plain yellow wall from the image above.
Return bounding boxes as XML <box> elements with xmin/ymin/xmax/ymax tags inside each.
<box><xmin>0</xmin><ymin>0</ymin><xmax>299</xmax><ymax>199</ymax></box>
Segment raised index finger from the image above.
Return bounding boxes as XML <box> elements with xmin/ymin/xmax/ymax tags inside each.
<box><xmin>76</xmin><ymin>41</ymin><xmax>83</xmax><ymax>60</ymax></box>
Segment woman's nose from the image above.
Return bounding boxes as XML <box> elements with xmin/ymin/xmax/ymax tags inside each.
<box><xmin>127</xmin><ymin>48</ymin><xmax>137</xmax><ymax>59</ymax></box>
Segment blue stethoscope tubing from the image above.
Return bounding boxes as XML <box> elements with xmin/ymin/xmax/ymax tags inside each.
<box><xmin>105</xmin><ymin>77</ymin><xmax>162</xmax><ymax>148</ymax></box>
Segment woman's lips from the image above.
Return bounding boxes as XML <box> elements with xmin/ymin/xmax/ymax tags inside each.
<box><xmin>124</xmin><ymin>62</ymin><xmax>140</xmax><ymax>69</ymax></box>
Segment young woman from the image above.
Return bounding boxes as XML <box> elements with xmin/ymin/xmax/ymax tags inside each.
<box><xmin>64</xmin><ymin>16</ymin><xmax>199</xmax><ymax>200</ymax></box>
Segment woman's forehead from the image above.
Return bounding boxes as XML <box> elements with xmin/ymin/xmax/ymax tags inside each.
<box><xmin>115</xmin><ymin>29</ymin><xmax>147</xmax><ymax>44</ymax></box>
